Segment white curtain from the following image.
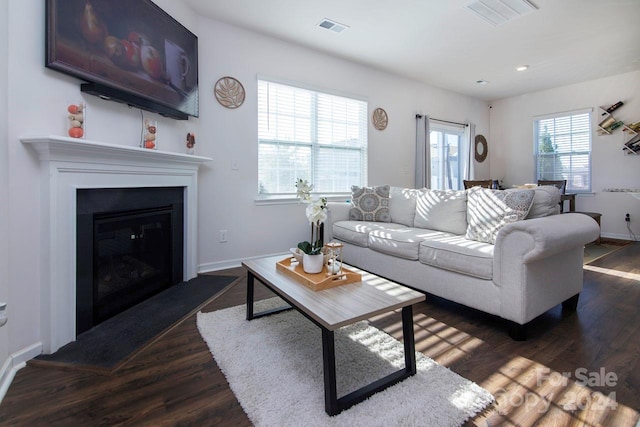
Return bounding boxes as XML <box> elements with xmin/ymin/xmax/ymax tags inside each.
<box><xmin>415</xmin><ymin>115</ymin><xmax>430</xmax><ymax>189</ymax></box>
<box><xmin>463</xmin><ymin>123</ymin><xmax>475</xmax><ymax>180</ymax></box>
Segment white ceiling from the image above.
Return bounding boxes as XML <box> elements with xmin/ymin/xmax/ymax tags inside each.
<box><xmin>183</xmin><ymin>0</ymin><xmax>640</xmax><ymax>102</ymax></box>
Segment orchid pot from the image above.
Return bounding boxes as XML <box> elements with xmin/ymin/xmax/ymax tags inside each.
<box><xmin>302</xmin><ymin>252</ymin><xmax>324</xmax><ymax>274</ymax></box>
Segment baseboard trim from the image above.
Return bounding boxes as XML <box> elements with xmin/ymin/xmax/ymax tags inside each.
<box><xmin>601</xmin><ymin>232</ymin><xmax>637</xmax><ymax>242</ymax></box>
<box><xmin>0</xmin><ymin>342</ymin><xmax>42</xmax><ymax>403</ymax></box>
<box><xmin>198</xmin><ymin>251</ymin><xmax>288</xmax><ymax>274</ymax></box>
<box><xmin>198</xmin><ymin>259</ymin><xmax>242</xmax><ymax>273</ymax></box>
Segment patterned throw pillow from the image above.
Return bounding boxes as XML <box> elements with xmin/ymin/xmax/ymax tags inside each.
<box><xmin>465</xmin><ymin>187</ymin><xmax>535</xmax><ymax>244</ymax></box>
<box><xmin>349</xmin><ymin>185</ymin><xmax>391</xmax><ymax>222</ymax></box>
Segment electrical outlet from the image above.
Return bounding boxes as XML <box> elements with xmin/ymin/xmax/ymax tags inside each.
<box><xmin>625</xmin><ymin>213</ymin><xmax>630</xmax><ymax>222</ymax></box>
<box><xmin>219</xmin><ymin>230</ymin><xmax>228</xmax><ymax>242</ymax></box>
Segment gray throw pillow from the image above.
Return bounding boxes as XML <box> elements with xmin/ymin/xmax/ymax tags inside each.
<box><xmin>349</xmin><ymin>185</ymin><xmax>391</xmax><ymax>222</ymax></box>
<box><xmin>465</xmin><ymin>187</ymin><xmax>535</xmax><ymax>244</ymax></box>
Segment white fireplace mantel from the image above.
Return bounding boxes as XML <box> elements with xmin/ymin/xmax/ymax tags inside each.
<box><xmin>21</xmin><ymin>135</ymin><xmax>212</xmax><ymax>353</ymax></box>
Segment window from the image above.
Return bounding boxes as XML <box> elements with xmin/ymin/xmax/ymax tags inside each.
<box><xmin>534</xmin><ymin>109</ymin><xmax>592</xmax><ymax>193</ymax></box>
<box><xmin>257</xmin><ymin>79</ymin><xmax>368</xmax><ymax>197</ymax></box>
<box><xmin>429</xmin><ymin>124</ymin><xmax>465</xmax><ymax>190</ymax></box>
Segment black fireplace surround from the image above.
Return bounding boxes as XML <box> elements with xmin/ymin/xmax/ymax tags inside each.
<box><xmin>76</xmin><ymin>187</ymin><xmax>184</xmax><ymax>335</ymax></box>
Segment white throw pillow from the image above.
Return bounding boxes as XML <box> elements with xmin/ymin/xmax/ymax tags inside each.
<box><xmin>389</xmin><ymin>187</ymin><xmax>418</xmax><ymax>226</ymax></box>
<box><xmin>414</xmin><ymin>189</ymin><xmax>468</xmax><ymax>234</ymax></box>
<box><xmin>465</xmin><ymin>187</ymin><xmax>535</xmax><ymax>244</ymax></box>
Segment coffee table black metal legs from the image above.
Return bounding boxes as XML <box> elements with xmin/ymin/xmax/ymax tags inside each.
<box><xmin>246</xmin><ymin>270</ymin><xmax>418</xmax><ymax>417</ymax></box>
<box><xmin>322</xmin><ymin>305</ymin><xmax>417</xmax><ymax>416</ymax></box>
<box><xmin>246</xmin><ymin>270</ymin><xmax>292</xmax><ymax>320</ymax></box>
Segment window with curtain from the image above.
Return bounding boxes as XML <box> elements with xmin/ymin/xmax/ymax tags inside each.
<box><xmin>534</xmin><ymin>109</ymin><xmax>592</xmax><ymax>193</ymax></box>
<box><xmin>257</xmin><ymin>79</ymin><xmax>368</xmax><ymax>197</ymax></box>
<box><xmin>429</xmin><ymin>123</ymin><xmax>465</xmax><ymax>190</ymax></box>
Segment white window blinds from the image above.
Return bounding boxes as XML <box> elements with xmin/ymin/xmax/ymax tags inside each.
<box><xmin>258</xmin><ymin>79</ymin><xmax>368</xmax><ymax>196</ymax></box>
<box><xmin>534</xmin><ymin>110</ymin><xmax>592</xmax><ymax>193</ymax></box>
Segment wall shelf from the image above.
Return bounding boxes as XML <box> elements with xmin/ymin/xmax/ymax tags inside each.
<box><xmin>597</xmin><ymin>105</ymin><xmax>639</xmax><ymax>155</ymax></box>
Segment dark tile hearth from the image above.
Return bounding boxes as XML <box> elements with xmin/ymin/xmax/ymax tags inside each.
<box><xmin>34</xmin><ymin>274</ymin><xmax>236</xmax><ymax>372</ymax></box>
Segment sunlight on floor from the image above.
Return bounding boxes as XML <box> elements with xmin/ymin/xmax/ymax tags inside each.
<box><xmin>373</xmin><ymin>311</ymin><xmax>485</xmax><ymax>367</ymax></box>
<box><xmin>584</xmin><ymin>265</ymin><xmax>640</xmax><ymax>282</ymax></box>
<box><xmin>370</xmin><ymin>308</ymin><xmax>640</xmax><ymax>426</ymax></box>
<box><xmin>475</xmin><ymin>356</ymin><xmax>640</xmax><ymax>426</ymax></box>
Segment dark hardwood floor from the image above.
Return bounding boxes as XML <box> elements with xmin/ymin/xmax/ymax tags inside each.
<box><xmin>0</xmin><ymin>243</ymin><xmax>638</xmax><ymax>426</ymax></box>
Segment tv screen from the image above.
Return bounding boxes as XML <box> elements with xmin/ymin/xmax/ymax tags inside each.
<box><xmin>46</xmin><ymin>0</ymin><xmax>199</xmax><ymax>120</ymax></box>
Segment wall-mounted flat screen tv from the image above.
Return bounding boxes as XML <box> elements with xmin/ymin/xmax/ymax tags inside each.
<box><xmin>46</xmin><ymin>0</ymin><xmax>198</xmax><ymax>120</ymax></box>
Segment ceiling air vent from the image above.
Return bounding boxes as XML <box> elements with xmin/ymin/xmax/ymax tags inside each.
<box><xmin>465</xmin><ymin>0</ymin><xmax>538</xmax><ymax>26</ymax></box>
<box><xmin>317</xmin><ymin>18</ymin><xmax>349</xmax><ymax>33</ymax></box>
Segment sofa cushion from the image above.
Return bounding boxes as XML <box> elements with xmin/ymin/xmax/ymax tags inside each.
<box><xmin>526</xmin><ymin>185</ymin><xmax>561</xmax><ymax>218</ymax></box>
<box><xmin>466</xmin><ymin>187</ymin><xmax>535</xmax><ymax>244</ymax></box>
<box><xmin>332</xmin><ymin>220</ymin><xmax>407</xmax><ymax>247</ymax></box>
<box><xmin>419</xmin><ymin>235</ymin><xmax>494</xmax><ymax>279</ymax></box>
<box><xmin>414</xmin><ymin>189</ymin><xmax>467</xmax><ymax>234</ymax></box>
<box><xmin>368</xmin><ymin>227</ymin><xmax>453</xmax><ymax>260</ymax></box>
<box><xmin>389</xmin><ymin>186</ymin><xmax>418</xmax><ymax>226</ymax></box>
<box><xmin>349</xmin><ymin>185</ymin><xmax>391</xmax><ymax>222</ymax></box>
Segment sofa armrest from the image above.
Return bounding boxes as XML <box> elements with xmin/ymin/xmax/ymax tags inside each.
<box><xmin>325</xmin><ymin>202</ymin><xmax>351</xmax><ymax>242</ymax></box>
<box><xmin>495</xmin><ymin>213</ymin><xmax>600</xmax><ymax>264</ymax></box>
<box><xmin>494</xmin><ymin>213</ymin><xmax>600</xmax><ymax>324</ymax></box>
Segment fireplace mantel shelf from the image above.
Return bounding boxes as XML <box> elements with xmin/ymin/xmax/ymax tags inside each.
<box><xmin>21</xmin><ymin>135</ymin><xmax>212</xmax><ymax>165</ymax></box>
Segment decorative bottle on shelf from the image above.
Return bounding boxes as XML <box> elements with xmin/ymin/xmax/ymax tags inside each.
<box><xmin>602</xmin><ymin>101</ymin><xmax>623</xmax><ymax>115</ymax></box>
<box><xmin>625</xmin><ymin>133</ymin><xmax>640</xmax><ymax>152</ymax></box>
<box><xmin>599</xmin><ymin>116</ymin><xmax>615</xmax><ymax>129</ymax></box>
<box><xmin>608</xmin><ymin>121</ymin><xmax>624</xmax><ymax>132</ymax></box>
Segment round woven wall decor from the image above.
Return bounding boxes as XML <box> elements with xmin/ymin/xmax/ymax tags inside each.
<box><xmin>214</xmin><ymin>76</ymin><xmax>245</xmax><ymax>109</ymax></box>
<box><xmin>475</xmin><ymin>134</ymin><xmax>488</xmax><ymax>163</ymax></box>
<box><xmin>372</xmin><ymin>108</ymin><xmax>388</xmax><ymax>131</ymax></box>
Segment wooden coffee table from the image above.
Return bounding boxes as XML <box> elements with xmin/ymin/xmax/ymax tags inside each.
<box><xmin>242</xmin><ymin>255</ymin><xmax>426</xmax><ymax>416</ymax></box>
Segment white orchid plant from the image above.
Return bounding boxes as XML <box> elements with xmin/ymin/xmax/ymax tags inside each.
<box><xmin>295</xmin><ymin>178</ymin><xmax>327</xmax><ymax>255</ymax></box>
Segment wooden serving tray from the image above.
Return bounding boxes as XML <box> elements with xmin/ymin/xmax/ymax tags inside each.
<box><xmin>276</xmin><ymin>257</ymin><xmax>362</xmax><ymax>291</ymax></box>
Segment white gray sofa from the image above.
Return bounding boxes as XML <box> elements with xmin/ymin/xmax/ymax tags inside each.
<box><xmin>325</xmin><ymin>185</ymin><xmax>600</xmax><ymax>340</ymax></box>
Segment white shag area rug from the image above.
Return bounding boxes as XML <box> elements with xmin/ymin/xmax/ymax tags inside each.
<box><xmin>197</xmin><ymin>298</ymin><xmax>494</xmax><ymax>427</ymax></box>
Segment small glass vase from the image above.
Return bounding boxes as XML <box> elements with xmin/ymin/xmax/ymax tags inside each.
<box><xmin>302</xmin><ymin>253</ymin><xmax>324</xmax><ymax>274</ymax></box>
<box><xmin>67</xmin><ymin>102</ymin><xmax>86</xmax><ymax>138</ymax></box>
<box><xmin>142</xmin><ymin>119</ymin><xmax>158</xmax><ymax>149</ymax></box>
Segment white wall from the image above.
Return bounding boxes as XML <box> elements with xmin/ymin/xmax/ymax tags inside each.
<box><xmin>490</xmin><ymin>70</ymin><xmax>640</xmax><ymax>240</ymax></box>
<box><xmin>195</xmin><ymin>18</ymin><xmax>490</xmax><ymax>271</ymax></box>
<box><xmin>0</xmin><ymin>0</ymin><xmax>10</xmax><ymax>368</ymax></box>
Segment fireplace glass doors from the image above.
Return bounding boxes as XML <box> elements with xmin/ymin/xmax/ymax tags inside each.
<box><xmin>93</xmin><ymin>207</ymin><xmax>173</xmax><ymax>326</ymax></box>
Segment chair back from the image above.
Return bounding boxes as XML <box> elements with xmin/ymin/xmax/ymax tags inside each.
<box><xmin>463</xmin><ymin>179</ymin><xmax>493</xmax><ymax>189</ymax></box>
<box><xmin>537</xmin><ymin>180</ymin><xmax>567</xmax><ymax>194</ymax></box>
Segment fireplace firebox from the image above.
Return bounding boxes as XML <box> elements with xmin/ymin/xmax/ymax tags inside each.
<box><xmin>76</xmin><ymin>187</ymin><xmax>184</xmax><ymax>335</ymax></box>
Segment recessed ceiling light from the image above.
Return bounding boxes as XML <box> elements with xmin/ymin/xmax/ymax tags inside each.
<box><xmin>476</xmin><ymin>80</ymin><xmax>490</xmax><ymax>85</ymax></box>
<box><xmin>516</xmin><ymin>65</ymin><xmax>529</xmax><ymax>71</ymax></box>
<box><xmin>317</xmin><ymin>18</ymin><xmax>349</xmax><ymax>33</ymax></box>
